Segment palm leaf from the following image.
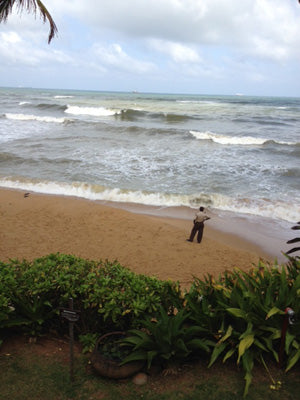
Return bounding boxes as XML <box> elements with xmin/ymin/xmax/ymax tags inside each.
<box><xmin>0</xmin><ymin>0</ymin><xmax>58</xmax><ymax>43</ymax></box>
<box><xmin>287</xmin><ymin>238</ymin><xmax>300</xmax><ymax>244</ymax></box>
<box><xmin>226</xmin><ymin>308</ymin><xmax>247</xmax><ymax>320</ymax></box>
<box><xmin>291</xmin><ymin>222</ymin><xmax>300</xmax><ymax>230</ymax></box>
<box><xmin>285</xmin><ymin>247</ymin><xmax>300</xmax><ymax>255</ymax></box>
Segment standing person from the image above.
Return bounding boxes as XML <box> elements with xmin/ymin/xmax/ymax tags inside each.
<box><xmin>187</xmin><ymin>206</ymin><xmax>210</xmax><ymax>243</ymax></box>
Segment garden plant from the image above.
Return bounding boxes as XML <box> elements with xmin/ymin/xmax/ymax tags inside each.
<box><xmin>0</xmin><ymin>251</ymin><xmax>300</xmax><ymax>397</ymax></box>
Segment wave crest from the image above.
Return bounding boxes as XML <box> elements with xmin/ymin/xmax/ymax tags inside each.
<box><xmin>190</xmin><ymin>130</ymin><xmax>295</xmax><ymax>146</ymax></box>
<box><xmin>65</xmin><ymin>105</ymin><xmax>120</xmax><ymax>117</ymax></box>
<box><xmin>5</xmin><ymin>113</ymin><xmax>68</xmax><ymax>124</ymax></box>
<box><xmin>54</xmin><ymin>95</ymin><xmax>74</xmax><ymax>99</ymax></box>
<box><xmin>0</xmin><ymin>177</ymin><xmax>298</xmax><ymax>223</ymax></box>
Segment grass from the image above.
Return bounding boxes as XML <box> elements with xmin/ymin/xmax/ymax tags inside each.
<box><xmin>0</xmin><ymin>336</ymin><xmax>300</xmax><ymax>400</ymax></box>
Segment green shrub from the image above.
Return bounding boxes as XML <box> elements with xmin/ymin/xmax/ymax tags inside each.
<box><xmin>0</xmin><ymin>253</ymin><xmax>183</xmax><ymax>338</ymax></box>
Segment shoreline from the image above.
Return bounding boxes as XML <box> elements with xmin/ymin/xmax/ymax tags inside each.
<box><xmin>0</xmin><ymin>188</ymin><xmax>289</xmax><ymax>288</ymax></box>
<box><xmin>93</xmin><ymin>198</ymin><xmax>291</xmax><ymax>263</ymax></box>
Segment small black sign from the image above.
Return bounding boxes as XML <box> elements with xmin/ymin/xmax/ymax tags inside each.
<box><xmin>60</xmin><ymin>308</ymin><xmax>80</xmax><ymax>322</ymax></box>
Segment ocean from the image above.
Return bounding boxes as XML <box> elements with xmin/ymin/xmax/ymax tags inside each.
<box><xmin>0</xmin><ymin>87</ymin><xmax>299</xmax><ymax>256</ymax></box>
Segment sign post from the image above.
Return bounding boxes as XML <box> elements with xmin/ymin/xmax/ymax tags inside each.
<box><xmin>60</xmin><ymin>298</ymin><xmax>80</xmax><ymax>382</ymax></box>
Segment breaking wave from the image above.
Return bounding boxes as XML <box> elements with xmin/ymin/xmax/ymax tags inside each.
<box><xmin>4</xmin><ymin>113</ymin><xmax>70</xmax><ymax>124</ymax></box>
<box><xmin>0</xmin><ymin>177</ymin><xmax>298</xmax><ymax>223</ymax></box>
<box><xmin>65</xmin><ymin>105</ymin><xmax>120</xmax><ymax>117</ymax></box>
<box><xmin>190</xmin><ymin>131</ymin><xmax>296</xmax><ymax>146</ymax></box>
<box><xmin>54</xmin><ymin>95</ymin><xmax>74</xmax><ymax>99</ymax></box>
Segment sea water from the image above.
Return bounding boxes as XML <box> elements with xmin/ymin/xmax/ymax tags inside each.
<box><xmin>0</xmin><ymin>87</ymin><xmax>299</xmax><ymax>254</ymax></box>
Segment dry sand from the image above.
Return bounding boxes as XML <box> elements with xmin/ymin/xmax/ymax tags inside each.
<box><xmin>0</xmin><ymin>188</ymin><xmax>277</xmax><ymax>288</ymax></box>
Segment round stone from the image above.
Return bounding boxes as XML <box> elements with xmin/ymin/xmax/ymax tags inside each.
<box><xmin>132</xmin><ymin>372</ymin><xmax>148</xmax><ymax>385</ymax></box>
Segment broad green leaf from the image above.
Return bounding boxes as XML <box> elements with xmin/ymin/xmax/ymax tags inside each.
<box><xmin>265</xmin><ymin>306</ymin><xmax>283</xmax><ymax>320</ymax></box>
<box><xmin>285</xmin><ymin>332</ymin><xmax>296</xmax><ymax>354</ymax></box>
<box><xmin>267</xmin><ymin>328</ymin><xmax>281</xmax><ymax>341</ymax></box>
<box><xmin>285</xmin><ymin>348</ymin><xmax>300</xmax><ymax>372</ymax></box>
<box><xmin>223</xmin><ymin>348</ymin><xmax>236</xmax><ymax>363</ymax></box>
<box><xmin>240</xmin><ymin>322</ymin><xmax>253</xmax><ymax>339</ymax></box>
<box><xmin>242</xmin><ymin>351</ymin><xmax>254</xmax><ymax>397</ymax></box>
<box><xmin>175</xmin><ymin>338</ymin><xmax>189</xmax><ymax>354</ymax></box>
<box><xmin>226</xmin><ymin>308</ymin><xmax>247</xmax><ymax>319</ymax></box>
<box><xmin>188</xmin><ymin>338</ymin><xmax>212</xmax><ymax>353</ymax></box>
<box><xmin>254</xmin><ymin>338</ymin><xmax>268</xmax><ymax>352</ymax></box>
<box><xmin>120</xmin><ymin>350</ymin><xmax>148</xmax><ymax>365</ymax></box>
<box><xmin>290</xmin><ymin>340</ymin><xmax>300</xmax><ymax>350</ymax></box>
<box><xmin>147</xmin><ymin>350</ymin><xmax>159</xmax><ymax>369</ymax></box>
<box><xmin>218</xmin><ymin>325</ymin><xmax>233</xmax><ymax>344</ymax></box>
<box><xmin>208</xmin><ymin>342</ymin><xmax>227</xmax><ymax>368</ymax></box>
<box><xmin>238</xmin><ymin>335</ymin><xmax>254</xmax><ymax>364</ymax></box>
<box><xmin>243</xmin><ymin>371</ymin><xmax>252</xmax><ymax>398</ymax></box>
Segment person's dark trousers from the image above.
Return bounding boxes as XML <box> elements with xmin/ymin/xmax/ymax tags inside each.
<box><xmin>188</xmin><ymin>222</ymin><xmax>204</xmax><ymax>243</ymax></box>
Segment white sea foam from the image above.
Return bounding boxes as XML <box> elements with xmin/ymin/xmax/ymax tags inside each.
<box><xmin>190</xmin><ymin>130</ymin><xmax>294</xmax><ymax>146</ymax></box>
<box><xmin>177</xmin><ymin>100</ymin><xmax>222</xmax><ymax>107</ymax></box>
<box><xmin>0</xmin><ymin>178</ymin><xmax>298</xmax><ymax>223</ymax></box>
<box><xmin>19</xmin><ymin>101</ymin><xmax>30</xmax><ymax>105</ymax></box>
<box><xmin>5</xmin><ymin>113</ymin><xmax>66</xmax><ymax>124</ymax></box>
<box><xmin>65</xmin><ymin>105</ymin><xmax>120</xmax><ymax>117</ymax></box>
<box><xmin>54</xmin><ymin>95</ymin><xmax>74</xmax><ymax>99</ymax></box>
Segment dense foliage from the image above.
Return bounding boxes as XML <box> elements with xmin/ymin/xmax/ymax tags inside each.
<box><xmin>0</xmin><ymin>253</ymin><xmax>182</xmax><ymax>339</ymax></box>
<box><xmin>1</xmin><ymin>253</ymin><xmax>300</xmax><ymax>396</ymax></box>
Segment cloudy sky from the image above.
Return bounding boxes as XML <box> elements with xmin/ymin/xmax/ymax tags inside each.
<box><xmin>0</xmin><ymin>0</ymin><xmax>300</xmax><ymax>96</ymax></box>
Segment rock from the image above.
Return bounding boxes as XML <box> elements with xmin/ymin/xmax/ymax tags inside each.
<box><xmin>132</xmin><ymin>372</ymin><xmax>148</xmax><ymax>385</ymax></box>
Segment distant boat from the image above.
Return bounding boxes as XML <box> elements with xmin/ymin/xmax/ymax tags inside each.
<box><xmin>235</xmin><ymin>93</ymin><xmax>244</xmax><ymax>96</ymax></box>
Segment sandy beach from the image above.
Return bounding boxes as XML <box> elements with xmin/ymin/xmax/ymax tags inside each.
<box><xmin>0</xmin><ymin>188</ymin><xmax>285</xmax><ymax>288</ymax></box>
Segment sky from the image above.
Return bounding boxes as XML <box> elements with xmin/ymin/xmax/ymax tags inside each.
<box><xmin>0</xmin><ymin>0</ymin><xmax>300</xmax><ymax>96</ymax></box>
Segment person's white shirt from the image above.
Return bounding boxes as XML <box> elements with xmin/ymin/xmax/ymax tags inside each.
<box><xmin>194</xmin><ymin>209</ymin><xmax>210</xmax><ymax>223</ymax></box>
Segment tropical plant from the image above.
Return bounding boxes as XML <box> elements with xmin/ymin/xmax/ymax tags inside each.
<box><xmin>185</xmin><ymin>273</ymin><xmax>227</xmax><ymax>339</ymax></box>
<box><xmin>120</xmin><ymin>306</ymin><xmax>213</xmax><ymax>370</ymax></box>
<box><xmin>0</xmin><ymin>0</ymin><xmax>57</xmax><ymax>43</ymax></box>
<box><xmin>187</xmin><ymin>261</ymin><xmax>300</xmax><ymax>397</ymax></box>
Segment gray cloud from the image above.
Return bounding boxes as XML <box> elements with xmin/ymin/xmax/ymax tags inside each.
<box><xmin>1</xmin><ymin>0</ymin><xmax>299</xmax><ymax>95</ymax></box>
<box><xmin>54</xmin><ymin>0</ymin><xmax>300</xmax><ymax>61</ymax></box>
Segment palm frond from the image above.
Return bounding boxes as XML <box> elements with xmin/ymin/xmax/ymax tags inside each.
<box><xmin>36</xmin><ymin>0</ymin><xmax>57</xmax><ymax>43</ymax></box>
<box><xmin>285</xmin><ymin>247</ymin><xmax>300</xmax><ymax>256</ymax></box>
<box><xmin>287</xmin><ymin>237</ymin><xmax>300</xmax><ymax>244</ymax></box>
<box><xmin>291</xmin><ymin>222</ymin><xmax>300</xmax><ymax>230</ymax></box>
<box><xmin>286</xmin><ymin>222</ymin><xmax>300</xmax><ymax>257</ymax></box>
<box><xmin>0</xmin><ymin>0</ymin><xmax>57</xmax><ymax>43</ymax></box>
